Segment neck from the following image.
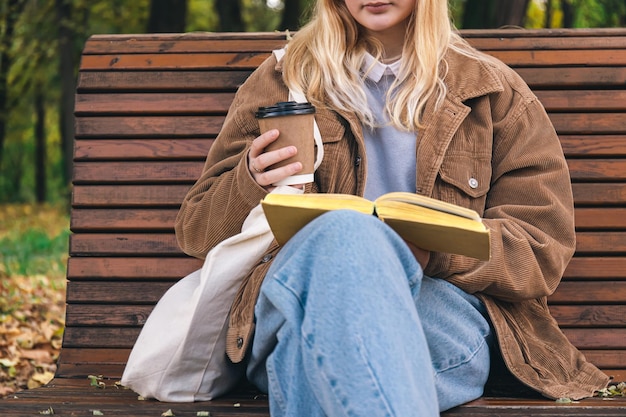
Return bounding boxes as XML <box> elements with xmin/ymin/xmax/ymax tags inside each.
<box><xmin>365</xmin><ymin>23</ymin><xmax>407</xmax><ymax>65</ymax></box>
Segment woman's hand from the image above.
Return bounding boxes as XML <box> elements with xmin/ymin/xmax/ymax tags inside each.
<box><xmin>248</xmin><ymin>129</ymin><xmax>304</xmax><ymax>189</ymax></box>
<box><xmin>405</xmin><ymin>241</ymin><xmax>431</xmax><ymax>270</ymax></box>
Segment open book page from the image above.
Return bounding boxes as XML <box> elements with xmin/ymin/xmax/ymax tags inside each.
<box><xmin>375</xmin><ymin>200</ymin><xmax>490</xmax><ymax>260</ymax></box>
<box><xmin>375</xmin><ymin>192</ymin><xmax>482</xmax><ymax>222</ymax></box>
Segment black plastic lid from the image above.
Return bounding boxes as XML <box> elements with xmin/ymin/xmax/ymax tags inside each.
<box><xmin>256</xmin><ymin>101</ymin><xmax>316</xmax><ymax>118</ymax></box>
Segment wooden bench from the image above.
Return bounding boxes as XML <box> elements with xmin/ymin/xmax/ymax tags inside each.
<box><xmin>1</xmin><ymin>29</ymin><xmax>626</xmax><ymax>416</ymax></box>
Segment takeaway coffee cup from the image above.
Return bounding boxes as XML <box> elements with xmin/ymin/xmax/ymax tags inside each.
<box><xmin>256</xmin><ymin>101</ymin><xmax>317</xmax><ymax>186</ymax></box>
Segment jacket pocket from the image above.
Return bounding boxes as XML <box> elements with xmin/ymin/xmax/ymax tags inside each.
<box><xmin>437</xmin><ymin>153</ymin><xmax>491</xmax><ymax>213</ymax></box>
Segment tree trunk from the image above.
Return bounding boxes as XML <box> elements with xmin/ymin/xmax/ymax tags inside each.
<box><xmin>215</xmin><ymin>0</ymin><xmax>244</xmax><ymax>32</ymax></box>
<box><xmin>545</xmin><ymin>0</ymin><xmax>552</xmax><ymax>28</ymax></box>
<box><xmin>280</xmin><ymin>0</ymin><xmax>301</xmax><ymax>30</ymax></box>
<box><xmin>462</xmin><ymin>0</ymin><xmax>495</xmax><ymax>28</ymax></box>
<box><xmin>35</xmin><ymin>85</ymin><xmax>46</xmax><ymax>203</ymax></box>
<box><xmin>0</xmin><ymin>0</ymin><xmax>26</xmax><ymax>169</ymax></box>
<box><xmin>561</xmin><ymin>0</ymin><xmax>574</xmax><ymax>28</ymax></box>
<box><xmin>494</xmin><ymin>0</ymin><xmax>530</xmax><ymax>28</ymax></box>
<box><xmin>147</xmin><ymin>0</ymin><xmax>188</xmax><ymax>33</ymax></box>
<box><xmin>463</xmin><ymin>0</ymin><xmax>529</xmax><ymax>28</ymax></box>
<box><xmin>56</xmin><ymin>0</ymin><xmax>76</xmax><ymax>189</ymax></box>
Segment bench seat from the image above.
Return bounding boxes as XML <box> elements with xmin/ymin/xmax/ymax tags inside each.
<box><xmin>1</xmin><ymin>29</ymin><xmax>625</xmax><ymax>416</ymax></box>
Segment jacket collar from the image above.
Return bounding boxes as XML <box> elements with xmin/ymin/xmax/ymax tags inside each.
<box><xmin>442</xmin><ymin>46</ymin><xmax>504</xmax><ymax>102</ymax></box>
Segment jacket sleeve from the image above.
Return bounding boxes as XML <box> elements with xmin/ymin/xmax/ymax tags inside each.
<box><xmin>174</xmin><ymin>56</ymin><xmax>287</xmax><ymax>258</ymax></box>
<box><xmin>425</xmin><ymin>82</ymin><xmax>576</xmax><ymax>302</ymax></box>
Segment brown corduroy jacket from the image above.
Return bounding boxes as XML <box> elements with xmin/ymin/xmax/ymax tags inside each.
<box><xmin>175</xmin><ymin>47</ymin><xmax>610</xmax><ymax>400</ymax></box>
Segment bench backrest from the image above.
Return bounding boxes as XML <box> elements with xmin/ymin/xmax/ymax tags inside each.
<box><xmin>61</xmin><ymin>29</ymin><xmax>626</xmax><ymax>382</ymax></box>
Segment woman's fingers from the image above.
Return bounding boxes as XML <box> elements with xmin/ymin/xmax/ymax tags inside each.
<box><xmin>248</xmin><ymin>129</ymin><xmax>303</xmax><ymax>187</ymax></box>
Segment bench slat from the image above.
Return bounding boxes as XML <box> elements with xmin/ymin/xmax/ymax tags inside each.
<box><xmin>68</xmin><ymin>231</ymin><xmax>626</xmax><ymax>256</ymax></box>
<box><xmin>74</xmin><ymin>91</ymin><xmax>626</xmax><ymax>114</ymax></box>
<box><xmin>75</xmin><ymin>92</ymin><xmax>235</xmax><ymax>114</ymax></box>
<box><xmin>63</xmin><ymin>279</ymin><xmax>625</xmax><ymax>306</ymax></box>
<box><xmin>72</xmin><ymin>185</ymin><xmax>190</xmax><ymax>206</ymax></box>
<box><xmin>536</xmin><ymin>90</ymin><xmax>626</xmax><ymax>112</ymax></box>
<box><xmin>67</xmin><ymin>257</ymin><xmax>201</xmax><ymax>279</ymax></box>
<box><xmin>74</xmin><ymin>139</ymin><xmax>212</xmax><ymax>160</ymax></box>
<box><xmin>77</xmin><ymin>70</ymin><xmax>252</xmax><ymax>91</ymax></box>
<box><xmin>54</xmin><ymin>347</ymin><xmax>626</xmax><ymax>383</ymax></box>
<box><xmin>75</xmin><ymin>116</ymin><xmax>225</xmax><ymax>138</ymax></box>
<box><xmin>71</xmin><ymin>136</ymin><xmax>626</xmax><ymax>161</ymax></box>
<box><xmin>71</xmin><ymin>160</ymin><xmax>626</xmax><ymax>183</ymax></box>
<box><xmin>70</xmin><ymin>233</ymin><xmax>182</xmax><ymax>256</ymax></box>
<box><xmin>572</xmin><ymin>183</ymin><xmax>626</xmax><ymax>205</ymax></box>
<box><xmin>550</xmin><ymin>305</ymin><xmax>626</xmax><ymax>327</ymax></box>
<box><xmin>82</xmin><ymin>35</ymin><xmax>290</xmax><ymax>54</ymax></box>
<box><xmin>80</xmin><ymin>53</ymin><xmax>272</xmax><ymax>70</ymax></box>
<box><xmin>565</xmin><ymin>257</ymin><xmax>626</xmax><ymax>278</ymax></box>
<box><xmin>66</xmin><ymin>281</ymin><xmax>173</xmax><ymax>304</ymax></box>
<box><xmin>577</xmin><ymin>232</ymin><xmax>626</xmax><ymax>254</ymax></box>
<box><xmin>568</xmin><ymin>160</ymin><xmax>626</xmax><ymax>182</ymax></box>
<box><xmin>70</xmin><ymin>208</ymin><xmax>178</xmax><ymax>231</ymax></box>
<box><xmin>550</xmin><ymin>113</ymin><xmax>626</xmax><ymax>135</ymax></box>
<box><xmin>64</xmin><ymin>303</ymin><xmax>625</xmax><ymax>328</ymax></box>
<box><xmin>68</xmin><ymin>207</ymin><xmax>626</xmax><ymax>231</ymax></box>
<box><xmin>64</xmin><ymin>256</ymin><xmax>626</xmax><ymax>281</ymax></box>
<box><xmin>79</xmin><ymin>50</ymin><xmax>626</xmax><ymax>73</ymax></box>
<box><xmin>516</xmin><ymin>67</ymin><xmax>626</xmax><ymax>87</ymax></box>
<box><xmin>76</xmin><ymin>67</ymin><xmax>626</xmax><ymax>92</ymax></box>
<box><xmin>73</xmin><ymin>161</ymin><xmax>203</xmax><ymax>183</ymax></box>
<box><xmin>549</xmin><ymin>281</ymin><xmax>626</xmax><ymax>303</ymax></box>
<box><xmin>65</xmin><ymin>208</ymin><xmax>626</xmax><ymax>231</ymax></box>
<box><xmin>560</xmin><ymin>136</ymin><xmax>626</xmax><ymax>157</ymax></box>
<box><xmin>75</xmin><ymin>113</ymin><xmax>626</xmax><ymax>138</ymax></box>
<box><xmin>60</xmin><ymin>326</ymin><xmax>626</xmax><ymax>352</ymax></box>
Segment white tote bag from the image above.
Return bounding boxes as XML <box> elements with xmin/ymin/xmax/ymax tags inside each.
<box><xmin>121</xmin><ymin>185</ymin><xmax>303</xmax><ymax>402</ymax></box>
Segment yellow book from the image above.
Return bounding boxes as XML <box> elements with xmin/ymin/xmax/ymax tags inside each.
<box><xmin>261</xmin><ymin>192</ymin><xmax>490</xmax><ymax>260</ymax></box>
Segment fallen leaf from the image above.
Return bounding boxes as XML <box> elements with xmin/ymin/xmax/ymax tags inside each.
<box><xmin>20</xmin><ymin>348</ymin><xmax>51</xmax><ymax>362</ymax></box>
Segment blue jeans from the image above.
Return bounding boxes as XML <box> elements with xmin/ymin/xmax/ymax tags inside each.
<box><xmin>247</xmin><ymin>210</ymin><xmax>493</xmax><ymax>416</ymax></box>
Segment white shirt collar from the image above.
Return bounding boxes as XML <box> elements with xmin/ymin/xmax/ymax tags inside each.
<box><xmin>362</xmin><ymin>52</ymin><xmax>402</xmax><ymax>82</ymax></box>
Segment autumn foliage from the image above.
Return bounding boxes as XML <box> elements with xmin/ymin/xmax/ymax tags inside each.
<box><xmin>0</xmin><ymin>204</ymin><xmax>68</xmax><ymax>397</ymax></box>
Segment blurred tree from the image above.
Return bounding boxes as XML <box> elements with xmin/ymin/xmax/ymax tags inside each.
<box><xmin>562</xmin><ymin>0</ymin><xmax>574</xmax><ymax>27</ymax></box>
<box><xmin>215</xmin><ymin>0</ymin><xmax>244</xmax><ymax>31</ymax></box>
<box><xmin>56</xmin><ymin>0</ymin><xmax>76</xmax><ymax>188</ymax></box>
<box><xmin>463</xmin><ymin>0</ymin><xmax>531</xmax><ymax>28</ymax></box>
<box><xmin>35</xmin><ymin>84</ymin><xmax>46</xmax><ymax>202</ymax></box>
<box><xmin>147</xmin><ymin>0</ymin><xmax>187</xmax><ymax>32</ymax></box>
<box><xmin>0</xmin><ymin>0</ymin><xmax>27</xmax><ymax>169</ymax></box>
<box><xmin>280</xmin><ymin>0</ymin><xmax>301</xmax><ymax>30</ymax></box>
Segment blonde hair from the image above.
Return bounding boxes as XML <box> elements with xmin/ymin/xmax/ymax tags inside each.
<box><xmin>282</xmin><ymin>0</ymin><xmax>475</xmax><ymax>130</ymax></box>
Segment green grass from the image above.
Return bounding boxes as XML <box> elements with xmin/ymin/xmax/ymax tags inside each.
<box><xmin>0</xmin><ymin>204</ymin><xmax>70</xmax><ymax>280</ymax></box>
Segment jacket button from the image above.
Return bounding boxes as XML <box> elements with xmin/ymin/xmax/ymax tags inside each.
<box><xmin>468</xmin><ymin>177</ymin><xmax>479</xmax><ymax>189</ymax></box>
<box><xmin>237</xmin><ymin>337</ymin><xmax>244</xmax><ymax>349</ymax></box>
<box><xmin>261</xmin><ymin>254</ymin><xmax>273</xmax><ymax>262</ymax></box>
<box><xmin>355</xmin><ymin>156</ymin><xmax>362</xmax><ymax>166</ymax></box>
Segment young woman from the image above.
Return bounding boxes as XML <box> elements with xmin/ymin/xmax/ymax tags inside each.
<box><xmin>175</xmin><ymin>0</ymin><xmax>609</xmax><ymax>415</ymax></box>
